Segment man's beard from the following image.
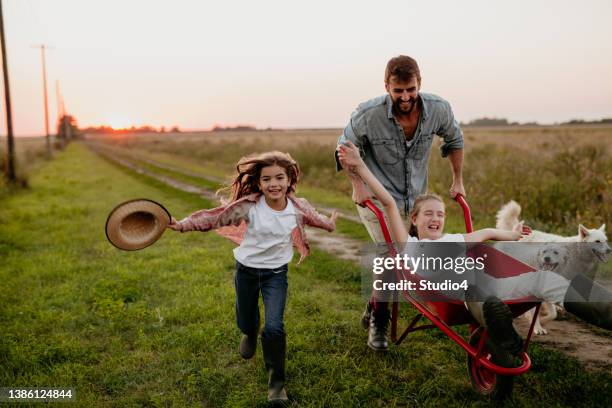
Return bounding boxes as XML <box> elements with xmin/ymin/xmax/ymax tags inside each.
<box><xmin>394</xmin><ymin>96</ymin><xmax>417</xmax><ymax>115</ymax></box>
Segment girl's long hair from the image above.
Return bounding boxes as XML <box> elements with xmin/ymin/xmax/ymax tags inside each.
<box><xmin>218</xmin><ymin>151</ymin><xmax>301</xmax><ymax>203</ymax></box>
<box><xmin>408</xmin><ymin>194</ymin><xmax>445</xmax><ymax>238</ymax></box>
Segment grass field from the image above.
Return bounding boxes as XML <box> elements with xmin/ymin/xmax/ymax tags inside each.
<box><xmin>87</xmin><ymin>125</ymin><xmax>612</xmax><ymax>235</ymax></box>
<box><xmin>1</xmin><ymin>142</ymin><xmax>612</xmax><ymax>407</ymax></box>
<box><xmin>0</xmin><ymin>136</ymin><xmax>51</xmax><ymax>194</ymax></box>
<box><xmin>83</xmin><ymin>126</ymin><xmax>612</xmax><ymax>278</ymax></box>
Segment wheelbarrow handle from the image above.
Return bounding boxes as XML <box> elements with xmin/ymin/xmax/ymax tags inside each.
<box><xmin>453</xmin><ymin>193</ymin><xmax>473</xmax><ymax>233</ymax></box>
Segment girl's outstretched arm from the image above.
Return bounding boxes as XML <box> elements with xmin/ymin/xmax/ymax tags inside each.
<box><xmin>292</xmin><ymin>196</ymin><xmax>338</xmax><ymax>232</ymax></box>
<box><xmin>464</xmin><ymin>224</ymin><xmax>531</xmax><ymax>242</ymax></box>
<box><xmin>166</xmin><ymin>202</ymin><xmax>251</xmax><ymax>233</ymax></box>
<box><xmin>337</xmin><ymin>141</ymin><xmax>409</xmax><ymax>243</ymax></box>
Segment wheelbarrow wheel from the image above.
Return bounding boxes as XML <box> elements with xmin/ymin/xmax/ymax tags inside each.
<box><xmin>467</xmin><ymin>327</ymin><xmax>515</xmax><ymax>401</ymax></box>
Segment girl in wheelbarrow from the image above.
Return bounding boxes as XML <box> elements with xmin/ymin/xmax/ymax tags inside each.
<box><xmin>338</xmin><ymin>140</ymin><xmax>612</xmax><ymax>360</ymax></box>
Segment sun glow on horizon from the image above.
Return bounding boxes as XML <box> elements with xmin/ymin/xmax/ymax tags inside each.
<box><xmin>104</xmin><ymin>117</ymin><xmax>136</xmax><ymax>130</ymax></box>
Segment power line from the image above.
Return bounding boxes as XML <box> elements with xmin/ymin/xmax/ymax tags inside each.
<box><xmin>31</xmin><ymin>44</ymin><xmax>54</xmax><ymax>157</ymax></box>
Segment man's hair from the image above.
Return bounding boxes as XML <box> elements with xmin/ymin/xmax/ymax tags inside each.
<box><xmin>385</xmin><ymin>55</ymin><xmax>421</xmax><ymax>84</ymax></box>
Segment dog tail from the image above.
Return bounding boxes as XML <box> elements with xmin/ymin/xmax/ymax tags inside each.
<box><xmin>496</xmin><ymin>200</ymin><xmax>522</xmax><ymax>230</ymax></box>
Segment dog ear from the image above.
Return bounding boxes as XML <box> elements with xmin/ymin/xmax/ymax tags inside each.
<box><xmin>579</xmin><ymin>224</ymin><xmax>589</xmax><ymax>239</ymax></box>
<box><xmin>599</xmin><ymin>224</ymin><xmax>606</xmax><ymax>232</ymax></box>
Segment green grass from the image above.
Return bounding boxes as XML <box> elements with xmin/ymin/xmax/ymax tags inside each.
<box><xmin>0</xmin><ymin>137</ymin><xmax>52</xmax><ymax>195</ymax></box>
<box><xmin>1</xmin><ymin>142</ymin><xmax>611</xmax><ymax>407</ymax></box>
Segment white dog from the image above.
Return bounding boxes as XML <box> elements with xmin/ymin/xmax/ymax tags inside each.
<box><xmin>495</xmin><ymin>200</ymin><xmax>610</xmax><ymax>334</ymax></box>
<box><xmin>520</xmin><ymin>244</ymin><xmax>570</xmax><ymax>334</ymax></box>
<box><xmin>537</xmin><ymin>243</ymin><xmax>570</xmax><ymax>272</ymax></box>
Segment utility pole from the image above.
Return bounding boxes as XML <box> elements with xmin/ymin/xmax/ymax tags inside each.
<box><xmin>0</xmin><ymin>0</ymin><xmax>16</xmax><ymax>182</ymax></box>
<box><xmin>31</xmin><ymin>44</ymin><xmax>53</xmax><ymax>157</ymax></box>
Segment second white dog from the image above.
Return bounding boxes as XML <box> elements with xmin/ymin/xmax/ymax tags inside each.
<box><xmin>494</xmin><ymin>200</ymin><xmax>610</xmax><ymax>334</ymax></box>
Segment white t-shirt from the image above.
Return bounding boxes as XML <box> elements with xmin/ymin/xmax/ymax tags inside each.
<box><xmin>233</xmin><ymin>196</ymin><xmax>297</xmax><ymax>269</ymax></box>
<box><xmin>402</xmin><ymin>233</ymin><xmax>466</xmax><ymax>257</ymax></box>
<box><xmin>420</xmin><ymin>233</ymin><xmax>465</xmax><ymax>243</ymax></box>
<box><xmin>404</xmin><ymin>233</ymin><xmax>465</xmax><ymax>244</ymax></box>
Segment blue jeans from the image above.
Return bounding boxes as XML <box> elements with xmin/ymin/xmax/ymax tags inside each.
<box><xmin>234</xmin><ymin>261</ymin><xmax>288</xmax><ymax>340</ymax></box>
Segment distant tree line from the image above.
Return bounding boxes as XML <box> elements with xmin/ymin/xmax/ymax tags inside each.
<box><xmin>461</xmin><ymin>117</ymin><xmax>612</xmax><ymax>127</ymax></box>
<box><xmin>55</xmin><ymin>114</ymin><xmax>80</xmax><ymax>149</ymax></box>
<box><xmin>460</xmin><ymin>117</ymin><xmax>538</xmax><ymax>127</ymax></box>
<box><xmin>81</xmin><ymin>125</ymin><xmax>181</xmax><ymax>134</ymax></box>
<box><xmin>562</xmin><ymin>118</ymin><xmax>612</xmax><ymax>125</ymax></box>
<box><xmin>211</xmin><ymin>125</ymin><xmax>257</xmax><ymax>132</ymax></box>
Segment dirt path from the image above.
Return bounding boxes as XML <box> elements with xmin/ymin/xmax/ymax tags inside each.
<box><xmin>89</xmin><ymin>142</ymin><xmax>612</xmax><ymax>371</ymax></box>
<box><xmin>90</xmin><ymin>144</ymin><xmax>219</xmax><ymax>201</ymax></box>
<box><xmin>514</xmin><ymin>316</ymin><xmax>612</xmax><ymax>371</ymax></box>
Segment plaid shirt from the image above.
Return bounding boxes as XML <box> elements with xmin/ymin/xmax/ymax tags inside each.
<box><xmin>177</xmin><ymin>193</ymin><xmax>336</xmax><ymax>264</ymax></box>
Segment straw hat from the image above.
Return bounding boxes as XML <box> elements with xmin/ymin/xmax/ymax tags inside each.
<box><xmin>106</xmin><ymin>199</ymin><xmax>171</xmax><ymax>251</ymax></box>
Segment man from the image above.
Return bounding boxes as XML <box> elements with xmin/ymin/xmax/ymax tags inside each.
<box><xmin>336</xmin><ymin>55</ymin><xmax>465</xmax><ymax>351</ymax></box>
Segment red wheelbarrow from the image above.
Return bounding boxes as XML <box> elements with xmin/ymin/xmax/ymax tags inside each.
<box><xmin>362</xmin><ymin>195</ymin><xmax>542</xmax><ymax>400</ymax></box>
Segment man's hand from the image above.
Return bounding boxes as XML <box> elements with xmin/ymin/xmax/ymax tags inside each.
<box><xmin>449</xmin><ymin>180</ymin><xmax>466</xmax><ymax>198</ymax></box>
<box><xmin>447</xmin><ymin>149</ymin><xmax>465</xmax><ymax>198</ymax></box>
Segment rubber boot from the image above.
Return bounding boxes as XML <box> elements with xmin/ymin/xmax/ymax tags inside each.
<box><xmin>465</xmin><ymin>286</ymin><xmax>523</xmax><ymax>358</ymax></box>
<box><xmin>239</xmin><ymin>332</ymin><xmax>258</xmax><ymax>359</ymax></box>
<box><xmin>261</xmin><ymin>334</ymin><xmax>288</xmax><ymax>403</ymax></box>
<box><xmin>368</xmin><ymin>304</ymin><xmax>389</xmax><ymax>351</ymax></box>
<box><xmin>482</xmin><ymin>297</ymin><xmax>524</xmax><ymax>357</ymax></box>
<box><xmin>564</xmin><ymin>274</ymin><xmax>612</xmax><ymax>331</ymax></box>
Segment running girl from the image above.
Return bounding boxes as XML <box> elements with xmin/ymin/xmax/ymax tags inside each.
<box><xmin>167</xmin><ymin>151</ymin><xmax>337</xmax><ymax>403</ymax></box>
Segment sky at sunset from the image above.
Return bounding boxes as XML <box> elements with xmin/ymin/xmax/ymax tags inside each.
<box><xmin>1</xmin><ymin>0</ymin><xmax>611</xmax><ymax>136</ymax></box>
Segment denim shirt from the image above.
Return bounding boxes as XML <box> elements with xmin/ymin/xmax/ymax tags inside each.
<box><xmin>337</xmin><ymin>92</ymin><xmax>464</xmax><ymax>214</ymax></box>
